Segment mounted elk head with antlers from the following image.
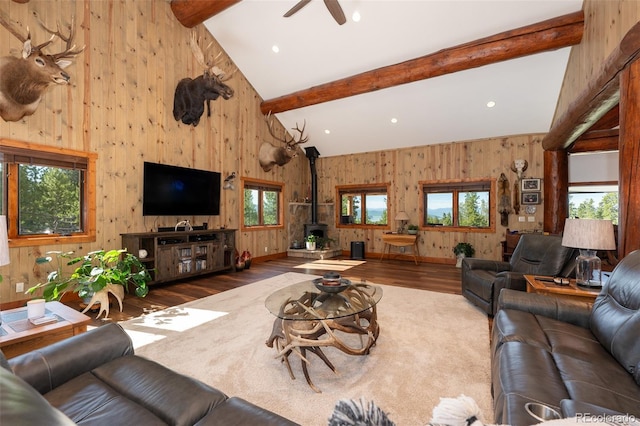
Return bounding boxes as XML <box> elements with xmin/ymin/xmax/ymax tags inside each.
<box><xmin>173</xmin><ymin>32</ymin><xmax>235</xmax><ymax>127</ymax></box>
<box><xmin>259</xmin><ymin>112</ymin><xmax>308</xmax><ymax>172</ymax></box>
<box><xmin>0</xmin><ymin>12</ymin><xmax>84</xmax><ymax>122</ymax></box>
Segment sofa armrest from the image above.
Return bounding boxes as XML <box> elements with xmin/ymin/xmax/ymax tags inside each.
<box><xmin>0</xmin><ymin>367</ymin><xmax>76</xmax><ymax>425</ymax></box>
<box><xmin>491</xmin><ymin>272</ymin><xmax>527</xmax><ymax>315</ymax></box>
<box><xmin>9</xmin><ymin>323</ymin><xmax>134</xmax><ymax>394</ymax></box>
<box><xmin>497</xmin><ymin>289</ymin><xmax>592</xmax><ymax>328</ymax></box>
<box><xmin>462</xmin><ymin>257</ymin><xmax>511</xmax><ymax>273</ymax></box>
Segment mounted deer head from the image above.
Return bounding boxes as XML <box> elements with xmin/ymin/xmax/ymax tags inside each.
<box><xmin>259</xmin><ymin>112</ymin><xmax>309</xmax><ymax>172</ymax></box>
<box><xmin>0</xmin><ymin>12</ymin><xmax>84</xmax><ymax>122</ymax></box>
<box><xmin>173</xmin><ymin>32</ymin><xmax>235</xmax><ymax>127</ymax></box>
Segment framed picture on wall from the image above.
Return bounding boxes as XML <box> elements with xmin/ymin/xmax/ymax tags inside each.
<box><xmin>521</xmin><ymin>192</ymin><xmax>541</xmax><ymax>205</ymax></box>
<box><xmin>521</xmin><ymin>178</ymin><xmax>541</xmax><ymax>191</ymax></box>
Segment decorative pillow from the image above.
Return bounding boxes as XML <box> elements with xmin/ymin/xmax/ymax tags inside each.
<box><xmin>328</xmin><ymin>398</ymin><xmax>396</xmax><ymax>426</ymax></box>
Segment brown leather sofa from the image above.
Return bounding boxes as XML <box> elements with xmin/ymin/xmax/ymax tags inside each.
<box><xmin>0</xmin><ymin>323</ymin><xmax>298</xmax><ymax>426</ymax></box>
<box><xmin>491</xmin><ymin>249</ymin><xmax>640</xmax><ymax>425</ymax></box>
<box><xmin>461</xmin><ymin>233</ymin><xmax>577</xmax><ymax>315</ymax></box>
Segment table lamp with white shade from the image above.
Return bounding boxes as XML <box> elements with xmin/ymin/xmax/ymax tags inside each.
<box><xmin>394</xmin><ymin>211</ymin><xmax>410</xmax><ymax>234</ymax></box>
<box><xmin>0</xmin><ymin>216</ymin><xmax>10</xmax><ymax>325</ymax></box>
<box><xmin>561</xmin><ymin>218</ymin><xmax>616</xmax><ymax>288</ymax></box>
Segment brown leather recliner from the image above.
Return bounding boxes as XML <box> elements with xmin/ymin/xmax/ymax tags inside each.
<box><xmin>491</xmin><ymin>249</ymin><xmax>640</xmax><ymax>424</ymax></box>
<box><xmin>461</xmin><ymin>233</ymin><xmax>577</xmax><ymax>315</ymax></box>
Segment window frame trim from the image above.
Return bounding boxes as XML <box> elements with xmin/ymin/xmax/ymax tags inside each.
<box><xmin>419</xmin><ymin>178</ymin><xmax>496</xmax><ymax>233</ymax></box>
<box><xmin>1</xmin><ymin>138</ymin><xmax>97</xmax><ymax>247</ymax></box>
<box><xmin>336</xmin><ymin>182</ymin><xmax>391</xmax><ymax>229</ymax></box>
<box><xmin>241</xmin><ymin>177</ymin><xmax>285</xmax><ymax>231</ymax></box>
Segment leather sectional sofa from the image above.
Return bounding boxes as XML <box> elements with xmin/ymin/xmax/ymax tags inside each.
<box><xmin>0</xmin><ymin>322</ymin><xmax>298</xmax><ymax>426</ymax></box>
<box><xmin>462</xmin><ymin>233</ymin><xmax>577</xmax><ymax>315</ymax></box>
<box><xmin>491</xmin><ymin>249</ymin><xmax>640</xmax><ymax>425</ymax></box>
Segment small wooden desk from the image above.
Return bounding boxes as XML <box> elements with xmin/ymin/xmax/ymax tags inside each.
<box><xmin>0</xmin><ymin>301</ymin><xmax>91</xmax><ymax>359</ymax></box>
<box><xmin>380</xmin><ymin>233</ymin><xmax>420</xmax><ymax>265</ymax></box>
<box><xmin>524</xmin><ymin>274</ymin><xmax>600</xmax><ymax>303</ymax></box>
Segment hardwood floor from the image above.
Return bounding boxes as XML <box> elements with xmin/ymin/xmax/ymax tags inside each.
<box><xmin>71</xmin><ymin>255</ymin><xmax>465</xmax><ymax>328</ymax></box>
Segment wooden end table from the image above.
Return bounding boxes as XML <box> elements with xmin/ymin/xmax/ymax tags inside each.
<box><xmin>524</xmin><ymin>274</ymin><xmax>600</xmax><ymax>303</ymax></box>
<box><xmin>0</xmin><ymin>301</ymin><xmax>91</xmax><ymax>359</ymax></box>
<box><xmin>380</xmin><ymin>233</ymin><xmax>420</xmax><ymax>265</ymax></box>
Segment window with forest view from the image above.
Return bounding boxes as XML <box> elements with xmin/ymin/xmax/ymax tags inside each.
<box><xmin>18</xmin><ymin>165</ymin><xmax>82</xmax><ymax>234</ymax></box>
<box><xmin>422</xmin><ymin>179</ymin><xmax>494</xmax><ymax>231</ymax></box>
<box><xmin>568</xmin><ymin>185</ymin><xmax>618</xmax><ymax>225</ymax></box>
<box><xmin>1</xmin><ymin>139</ymin><xmax>96</xmax><ymax>246</ymax></box>
<box><xmin>337</xmin><ymin>184</ymin><xmax>388</xmax><ymax>227</ymax></box>
<box><xmin>243</xmin><ymin>179</ymin><xmax>283</xmax><ymax>228</ymax></box>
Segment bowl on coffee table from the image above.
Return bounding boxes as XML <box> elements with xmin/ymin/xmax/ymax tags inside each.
<box><xmin>313</xmin><ymin>272</ymin><xmax>351</xmax><ymax>293</ymax></box>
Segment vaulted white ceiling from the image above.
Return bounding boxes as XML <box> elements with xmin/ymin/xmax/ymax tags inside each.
<box><xmin>204</xmin><ymin>0</ymin><xmax>584</xmax><ymax>158</ymax></box>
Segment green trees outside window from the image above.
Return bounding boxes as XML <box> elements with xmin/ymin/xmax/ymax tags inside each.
<box><xmin>243</xmin><ymin>179</ymin><xmax>282</xmax><ymax>228</ymax></box>
<box><xmin>1</xmin><ymin>138</ymin><xmax>97</xmax><ymax>246</ymax></box>
<box><xmin>18</xmin><ymin>165</ymin><xmax>83</xmax><ymax>235</ymax></box>
<box><xmin>338</xmin><ymin>184</ymin><xmax>389</xmax><ymax>227</ymax></box>
<box><xmin>423</xmin><ymin>179</ymin><xmax>493</xmax><ymax>231</ymax></box>
<box><xmin>569</xmin><ymin>189</ymin><xmax>618</xmax><ymax>224</ymax></box>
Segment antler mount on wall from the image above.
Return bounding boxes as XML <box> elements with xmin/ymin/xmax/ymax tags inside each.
<box><xmin>0</xmin><ymin>11</ymin><xmax>84</xmax><ymax>122</ymax></box>
<box><xmin>172</xmin><ymin>32</ymin><xmax>235</xmax><ymax>127</ymax></box>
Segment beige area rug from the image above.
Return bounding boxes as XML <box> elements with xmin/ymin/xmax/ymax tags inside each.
<box><xmin>119</xmin><ymin>272</ymin><xmax>492</xmax><ymax>426</ymax></box>
<box><xmin>294</xmin><ymin>259</ymin><xmax>367</xmax><ymax>271</ymax></box>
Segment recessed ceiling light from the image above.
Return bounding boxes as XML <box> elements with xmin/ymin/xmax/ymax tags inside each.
<box><xmin>324</xmin><ymin>129</ymin><xmax>331</xmax><ymax>134</ymax></box>
<box><xmin>352</xmin><ymin>11</ymin><xmax>361</xmax><ymax>22</ymax></box>
<box><xmin>486</xmin><ymin>101</ymin><xmax>496</xmax><ymax>108</ymax></box>
<box><xmin>272</xmin><ymin>45</ymin><xmax>280</xmax><ymax>53</ymax></box>
<box><xmin>391</xmin><ymin>118</ymin><xmax>398</xmax><ymax>124</ymax></box>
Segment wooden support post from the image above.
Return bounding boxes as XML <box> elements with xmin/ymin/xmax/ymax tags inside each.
<box><xmin>618</xmin><ymin>60</ymin><xmax>640</xmax><ymax>257</ymax></box>
<box><xmin>543</xmin><ymin>150</ymin><xmax>569</xmax><ymax>235</ymax></box>
<box><xmin>542</xmin><ymin>19</ymin><xmax>640</xmax><ymax>150</ymax></box>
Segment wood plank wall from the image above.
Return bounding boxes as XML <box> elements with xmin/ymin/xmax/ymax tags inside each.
<box><xmin>2</xmin><ymin>0</ymin><xmax>623</xmax><ymax>305</ymax></box>
<box><xmin>316</xmin><ymin>134</ymin><xmax>545</xmax><ymax>264</ymax></box>
<box><xmin>0</xmin><ymin>0</ymin><xmax>307</xmax><ymax>304</ymax></box>
<box><xmin>554</xmin><ymin>0</ymin><xmax>640</xmax><ymax>122</ymax></box>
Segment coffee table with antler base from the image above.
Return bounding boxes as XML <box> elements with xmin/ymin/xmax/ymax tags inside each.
<box><xmin>265</xmin><ymin>279</ymin><xmax>382</xmax><ymax>393</ymax></box>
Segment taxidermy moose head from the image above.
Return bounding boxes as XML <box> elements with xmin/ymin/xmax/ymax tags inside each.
<box><xmin>173</xmin><ymin>33</ymin><xmax>234</xmax><ymax>127</ymax></box>
<box><xmin>0</xmin><ymin>12</ymin><xmax>84</xmax><ymax>122</ymax></box>
<box><xmin>259</xmin><ymin>112</ymin><xmax>308</xmax><ymax>172</ymax></box>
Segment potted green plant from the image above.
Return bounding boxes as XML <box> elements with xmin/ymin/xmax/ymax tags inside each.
<box><xmin>316</xmin><ymin>237</ymin><xmax>335</xmax><ymax>250</ymax></box>
<box><xmin>453</xmin><ymin>242</ymin><xmax>475</xmax><ymax>268</ymax></box>
<box><xmin>28</xmin><ymin>249</ymin><xmax>151</xmax><ymax>317</ymax></box>
<box><xmin>305</xmin><ymin>234</ymin><xmax>317</xmax><ymax>251</ymax></box>
<box><xmin>407</xmin><ymin>224</ymin><xmax>419</xmax><ymax>235</ymax></box>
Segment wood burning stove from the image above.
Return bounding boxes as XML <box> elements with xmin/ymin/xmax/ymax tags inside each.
<box><xmin>304</xmin><ymin>146</ymin><xmax>328</xmax><ymax>239</ymax></box>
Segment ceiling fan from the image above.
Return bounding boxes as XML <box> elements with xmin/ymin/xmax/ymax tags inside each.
<box><xmin>284</xmin><ymin>0</ymin><xmax>346</xmax><ymax>25</ymax></box>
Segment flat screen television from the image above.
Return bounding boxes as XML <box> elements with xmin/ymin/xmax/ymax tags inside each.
<box><xmin>143</xmin><ymin>162</ymin><xmax>221</xmax><ymax>216</ymax></box>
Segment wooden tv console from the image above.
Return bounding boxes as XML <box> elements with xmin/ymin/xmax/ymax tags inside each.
<box><xmin>121</xmin><ymin>229</ymin><xmax>236</xmax><ymax>285</ymax></box>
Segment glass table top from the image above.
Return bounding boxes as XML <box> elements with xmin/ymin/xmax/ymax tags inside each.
<box><xmin>265</xmin><ymin>280</ymin><xmax>383</xmax><ymax>320</ymax></box>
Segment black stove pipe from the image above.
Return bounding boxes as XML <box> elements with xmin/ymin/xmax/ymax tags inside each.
<box><xmin>305</xmin><ymin>146</ymin><xmax>321</xmax><ymax>224</ymax></box>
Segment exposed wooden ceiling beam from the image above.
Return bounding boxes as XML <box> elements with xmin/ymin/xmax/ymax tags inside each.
<box><xmin>170</xmin><ymin>0</ymin><xmax>241</xmax><ymax>28</ymax></box>
<box><xmin>260</xmin><ymin>11</ymin><xmax>584</xmax><ymax>115</ymax></box>
<box><xmin>542</xmin><ymin>20</ymin><xmax>640</xmax><ymax>151</ymax></box>
<box><xmin>570</xmin><ymin>129</ymin><xmax>619</xmax><ymax>153</ymax></box>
